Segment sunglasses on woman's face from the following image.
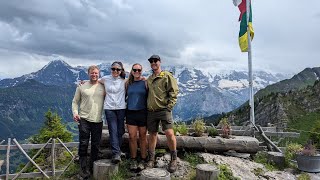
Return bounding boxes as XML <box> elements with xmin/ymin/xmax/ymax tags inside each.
<box><xmin>132</xmin><ymin>69</ymin><xmax>142</xmax><ymax>72</ymax></box>
<box><xmin>111</xmin><ymin>68</ymin><xmax>122</xmax><ymax>71</ymax></box>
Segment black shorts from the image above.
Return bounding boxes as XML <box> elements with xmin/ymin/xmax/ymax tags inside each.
<box><xmin>126</xmin><ymin>109</ymin><xmax>147</xmax><ymax>127</ymax></box>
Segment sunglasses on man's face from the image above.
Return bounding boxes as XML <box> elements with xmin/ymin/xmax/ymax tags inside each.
<box><xmin>148</xmin><ymin>59</ymin><xmax>159</xmax><ymax>63</ymax></box>
<box><xmin>111</xmin><ymin>68</ymin><xmax>122</xmax><ymax>72</ymax></box>
<box><xmin>132</xmin><ymin>69</ymin><xmax>142</xmax><ymax>72</ymax></box>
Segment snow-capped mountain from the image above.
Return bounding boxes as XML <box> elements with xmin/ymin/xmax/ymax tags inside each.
<box><xmin>0</xmin><ymin>60</ymin><xmax>290</xmax><ymax>120</ymax></box>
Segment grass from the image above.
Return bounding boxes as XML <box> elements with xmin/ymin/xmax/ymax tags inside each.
<box><xmin>285</xmin><ymin>112</ymin><xmax>320</xmax><ymax>145</ymax></box>
<box><xmin>218</xmin><ymin>164</ymin><xmax>240</xmax><ymax>180</ymax></box>
<box><xmin>297</xmin><ymin>173</ymin><xmax>311</xmax><ymax>180</ymax></box>
<box><xmin>253</xmin><ymin>152</ymin><xmax>278</xmax><ymax>171</ymax></box>
<box><xmin>108</xmin><ymin>159</ymin><xmax>131</xmax><ymax>180</ymax></box>
<box><xmin>182</xmin><ymin>152</ymin><xmax>204</xmax><ymax>180</ymax></box>
<box><xmin>184</xmin><ymin>152</ymin><xmax>204</xmax><ymax>168</ymax></box>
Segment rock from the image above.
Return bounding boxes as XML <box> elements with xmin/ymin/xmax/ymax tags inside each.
<box><xmin>264</xmin><ymin>171</ymin><xmax>297</xmax><ymax>180</ymax></box>
<box><xmin>199</xmin><ymin>153</ymin><xmax>264</xmax><ymax>179</ymax></box>
<box><xmin>155</xmin><ymin>153</ymin><xmax>191</xmax><ymax>179</ymax></box>
<box><xmin>267</xmin><ymin>152</ymin><xmax>285</xmax><ymax>168</ymax></box>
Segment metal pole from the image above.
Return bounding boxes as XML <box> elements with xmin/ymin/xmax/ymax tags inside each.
<box><xmin>246</xmin><ymin>0</ymin><xmax>255</xmax><ymax>126</ymax></box>
<box><xmin>6</xmin><ymin>138</ymin><xmax>11</xmax><ymax>180</ymax></box>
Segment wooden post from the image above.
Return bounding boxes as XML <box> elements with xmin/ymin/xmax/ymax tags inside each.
<box><xmin>0</xmin><ymin>160</ymin><xmax>4</xmax><ymax>171</ymax></box>
<box><xmin>93</xmin><ymin>159</ymin><xmax>118</xmax><ymax>180</ymax></box>
<box><xmin>6</xmin><ymin>138</ymin><xmax>11</xmax><ymax>180</ymax></box>
<box><xmin>51</xmin><ymin>138</ymin><xmax>56</xmax><ymax>178</ymax></box>
<box><xmin>256</xmin><ymin>125</ymin><xmax>282</xmax><ymax>152</ymax></box>
<box><xmin>140</xmin><ymin>168</ymin><xmax>171</xmax><ymax>180</ymax></box>
<box><xmin>196</xmin><ymin>164</ymin><xmax>219</xmax><ymax>180</ymax></box>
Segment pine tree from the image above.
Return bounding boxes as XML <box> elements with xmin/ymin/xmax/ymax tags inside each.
<box><xmin>17</xmin><ymin>110</ymin><xmax>74</xmax><ymax>173</ymax></box>
<box><xmin>30</xmin><ymin>110</ymin><xmax>73</xmax><ymax>143</ymax></box>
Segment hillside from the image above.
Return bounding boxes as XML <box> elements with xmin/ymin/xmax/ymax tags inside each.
<box><xmin>227</xmin><ymin>80</ymin><xmax>320</xmax><ymax>142</ymax></box>
<box><xmin>255</xmin><ymin>67</ymin><xmax>320</xmax><ymax>98</ymax></box>
<box><xmin>0</xmin><ymin>79</ymin><xmax>76</xmax><ymax>140</ymax></box>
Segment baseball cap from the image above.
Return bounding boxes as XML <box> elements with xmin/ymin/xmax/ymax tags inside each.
<box><xmin>148</xmin><ymin>55</ymin><xmax>161</xmax><ymax>61</ymax></box>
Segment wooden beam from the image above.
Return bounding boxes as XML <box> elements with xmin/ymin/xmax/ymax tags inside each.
<box><xmin>0</xmin><ymin>170</ymin><xmax>63</xmax><ymax>179</ymax></box>
<box><xmin>0</xmin><ymin>142</ymin><xmax>79</xmax><ymax>151</ymax></box>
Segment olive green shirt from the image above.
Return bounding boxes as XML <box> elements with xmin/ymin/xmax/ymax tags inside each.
<box><xmin>147</xmin><ymin>71</ymin><xmax>179</xmax><ymax>111</ymax></box>
<box><xmin>72</xmin><ymin>82</ymin><xmax>105</xmax><ymax>123</ymax></box>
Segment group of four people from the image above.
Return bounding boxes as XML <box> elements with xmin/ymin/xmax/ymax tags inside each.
<box><xmin>72</xmin><ymin>55</ymin><xmax>179</xmax><ymax>178</ymax></box>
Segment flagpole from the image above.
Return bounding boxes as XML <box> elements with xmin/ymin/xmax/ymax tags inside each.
<box><xmin>246</xmin><ymin>0</ymin><xmax>255</xmax><ymax>126</ymax></box>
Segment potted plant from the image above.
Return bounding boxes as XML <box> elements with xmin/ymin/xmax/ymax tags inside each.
<box><xmin>219</xmin><ymin>118</ymin><xmax>231</xmax><ymax>138</ymax></box>
<box><xmin>192</xmin><ymin>118</ymin><xmax>206</xmax><ymax>137</ymax></box>
<box><xmin>296</xmin><ymin>141</ymin><xmax>320</xmax><ymax>173</ymax></box>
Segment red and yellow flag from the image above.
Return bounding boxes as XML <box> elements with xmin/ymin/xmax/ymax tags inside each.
<box><xmin>233</xmin><ymin>0</ymin><xmax>254</xmax><ymax>52</ymax></box>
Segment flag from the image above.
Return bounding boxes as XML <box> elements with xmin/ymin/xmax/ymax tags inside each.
<box><xmin>233</xmin><ymin>0</ymin><xmax>254</xmax><ymax>52</ymax></box>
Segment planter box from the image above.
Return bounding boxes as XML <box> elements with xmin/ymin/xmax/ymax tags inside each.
<box><xmin>296</xmin><ymin>154</ymin><xmax>320</xmax><ymax>173</ymax></box>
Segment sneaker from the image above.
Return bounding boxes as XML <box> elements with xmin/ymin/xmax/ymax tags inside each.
<box><xmin>111</xmin><ymin>154</ymin><xmax>121</xmax><ymax>164</ymax></box>
<box><xmin>130</xmin><ymin>159</ymin><xmax>138</xmax><ymax>170</ymax></box>
<box><xmin>146</xmin><ymin>159</ymin><xmax>154</xmax><ymax>168</ymax></box>
<box><xmin>168</xmin><ymin>159</ymin><xmax>177</xmax><ymax>173</ymax></box>
<box><xmin>137</xmin><ymin>159</ymin><xmax>146</xmax><ymax>170</ymax></box>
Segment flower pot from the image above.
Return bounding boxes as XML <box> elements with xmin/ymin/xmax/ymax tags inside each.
<box><xmin>296</xmin><ymin>154</ymin><xmax>320</xmax><ymax>173</ymax></box>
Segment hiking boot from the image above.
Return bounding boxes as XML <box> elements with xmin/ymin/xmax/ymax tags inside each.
<box><xmin>146</xmin><ymin>151</ymin><xmax>155</xmax><ymax>168</ymax></box>
<box><xmin>79</xmin><ymin>157</ymin><xmax>90</xmax><ymax>179</ymax></box>
<box><xmin>111</xmin><ymin>154</ymin><xmax>121</xmax><ymax>164</ymax></box>
<box><xmin>130</xmin><ymin>159</ymin><xmax>138</xmax><ymax>171</ymax></box>
<box><xmin>168</xmin><ymin>150</ymin><xmax>178</xmax><ymax>173</ymax></box>
<box><xmin>137</xmin><ymin>159</ymin><xmax>146</xmax><ymax>170</ymax></box>
<box><xmin>168</xmin><ymin>159</ymin><xmax>177</xmax><ymax>173</ymax></box>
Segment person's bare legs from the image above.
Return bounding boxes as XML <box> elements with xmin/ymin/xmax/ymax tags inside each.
<box><xmin>165</xmin><ymin>129</ymin><xmax>176</xmax><ymax>151</ymax></box>
<box><xmin>127</xmin><ymin>125</ymin><xmax>138</xmax><ymax>158</ymax></box>
<box><xmin>138</xmin><ymin>126</ymin><xmax>148</xmax><ymax>159</ymax></box>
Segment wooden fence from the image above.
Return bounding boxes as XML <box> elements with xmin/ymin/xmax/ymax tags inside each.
<box><xmin>0</xmin><ymin>138</ymin><xmax>77</xmax><ymax>180</ymax></box>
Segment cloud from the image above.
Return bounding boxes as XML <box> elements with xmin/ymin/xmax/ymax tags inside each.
<box><xmin>0</xmin><ymin>0</ymin><xmax>319</xmax><ymax>78</ymax></box>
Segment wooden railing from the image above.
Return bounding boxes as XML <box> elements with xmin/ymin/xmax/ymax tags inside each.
<box><xmin>0</xmin><ymin>138</ymin><xmax>78</xmax><ymax>179</ymax></box>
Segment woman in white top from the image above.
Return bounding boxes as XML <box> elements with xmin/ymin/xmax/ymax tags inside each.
<box><xmin>100</xmin><ymin>61</ymin><xmax>126</xmax><ymax>163</ymax></box>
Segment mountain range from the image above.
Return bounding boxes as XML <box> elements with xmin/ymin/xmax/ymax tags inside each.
<box><xmin>0</xmin><ymin>60</ymin><xmax>290</xmax><ymax>140</ymax></box>
<box><xmin>226</xmin><ymin>67</ymin><xmax>320</xmax><ymax>130</ymax></box>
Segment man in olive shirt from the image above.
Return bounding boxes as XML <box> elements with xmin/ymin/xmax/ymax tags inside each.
<box><xmin>146</xmin><ymin>55</ymin><xmax>179</xmax><ymax>173</ymax></box>
<box><xmin>72</xmin><ymin>65</ymin><xmax>105</xmax><ymax>179</ymax></box>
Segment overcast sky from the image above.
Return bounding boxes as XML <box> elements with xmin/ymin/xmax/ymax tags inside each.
<box><xmin>0</xmin><ymin>0</ymin><xmax>319</xmax><ymax>78</ymax></box>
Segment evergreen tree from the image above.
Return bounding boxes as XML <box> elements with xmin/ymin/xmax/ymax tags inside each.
<box><xmin>30</xmin><ymin>110</ymin><xmax>73</xmax><ymax>143</ymax></box>
<box><xmin>17</xmin><ymin>110</ymin><xmax>74</xmax><ymax>173</ymax></box>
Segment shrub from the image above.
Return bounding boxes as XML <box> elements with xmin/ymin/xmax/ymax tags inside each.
<box><xmin>219</xmin><ymin>118</ymin><xmax>231</xmax><ymax>138</ymax></box>
<box><xmin>218</xmin><ymin>164</ymin><xmax>240</xmax><ymax>180</ymax></box>
<box><xmin>297</xmin><ymin>173</ymin><xmax>311</xmax><ymax>180</ymax></box>
<box><xmin>300</xmin><ymin>141</ymin><xmax>318</xmax><ymax>156</ymax></box>
<box><xmin>173</xmin><ymin>122</ymin><xmax>189</xmax><ymax>136</ymax></box>
<box><xmin>184</xmin><ymin>152</ymin><xmax>204</xmax><ymax>168</ymax></box>
<box><xmin>309</xmin><ymin>121</ymin><xmax>320</xmax><ymax>149</ymax></box>
<box><xmin>207</xmin><ymin>127</ymin><xmax>218</xmax><ymax>137</ymax></box>
<box><xmin>284</xmin><ymin>143</ymin><xmax>303</xmax><ymax>167</ymax></box>
<box><xmin>192</xmin><ymin>118</ymin><xmax>206</xmax><ymax>137</ymax></box>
